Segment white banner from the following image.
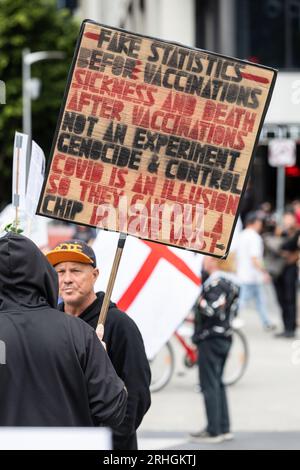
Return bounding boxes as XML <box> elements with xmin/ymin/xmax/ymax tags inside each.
<box><xmin>26</xmin><ymin>141</ymin><xmax>45</xmax><ymax>219</ymax></box>
<box><xmin>0</xmin><ymin>428</ymin><xmax>111</xmax><ymax>450</ymax></box>
<box><xmin>0</xmin><ymin>203</ymin><xmax>50</xmax><ymax>249</ymax></box>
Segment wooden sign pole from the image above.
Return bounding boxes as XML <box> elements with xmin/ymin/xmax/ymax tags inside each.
<box><xmin>14</xmin><ymin>134</ymin><xmax>23</xmax><ymax>230</ymax></box>
<box><xmin>97</xmin><ymin>232</ymin><xmax>127</xmax><ymax>326</ymax></box>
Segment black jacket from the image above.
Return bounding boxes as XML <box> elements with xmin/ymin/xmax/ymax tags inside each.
<box><xmin>281</xmin><ymin>230</ymin><xmax>300</xmax><ymax>260</ymax></box>
<box><xmin>59</xmin><ymin>293</ymin><xmax>151</xmax><ymax>450</ymax></box>
<box><xmin>0</xmin><ymin>232</ymin><xmax>127</xmax><ymax>427</ymax></box>
<box><xmin>193</xmin><ymin>271</ymin><xmax>239</xmax><ymax>343</ymax></box>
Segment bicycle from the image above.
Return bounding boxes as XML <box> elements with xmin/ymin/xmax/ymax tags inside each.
<box><xmin>149</xmin><ymin>317</ymin><xmax>249</xmax><ymax>392</ymax></box>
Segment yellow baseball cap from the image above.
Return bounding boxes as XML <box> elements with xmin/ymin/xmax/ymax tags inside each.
<box><xmin>46</xmin><ymin>240</ymin><xmax>97</xmax><ymax>267</ymax></box>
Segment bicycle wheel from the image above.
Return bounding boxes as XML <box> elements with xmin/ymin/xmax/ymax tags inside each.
<box><xmin>222</xmin><ymin>329</ymin><xmax>249</xmax><ymax>386</ymax></box>
<box><xmin>149</xmin><ymin>342</ymin><xmax>175</xmax><ymax>393</ymax></box>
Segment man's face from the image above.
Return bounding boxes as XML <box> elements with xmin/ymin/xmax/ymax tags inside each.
<box><xmin>283</xmin><ymin>213</ymin><xmax>296</xmax><ymax>231</ymax></box>
<box><xmin>202</xmin><ymin>256</ymin><xmax>218</xmax><ymax>274</ymax></box>
<box><xmin>55</xmin><ymin>261</ymin><xmax>99</xmax><ymax>308</ymax></box>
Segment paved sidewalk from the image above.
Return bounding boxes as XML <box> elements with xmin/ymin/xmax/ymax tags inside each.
<box><xmin>138</xmin><ymin>431</ymin><xmax>300</xmax><ymax>450</ymax></box>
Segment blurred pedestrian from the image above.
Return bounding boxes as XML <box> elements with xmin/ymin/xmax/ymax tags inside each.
<box><xmin>273</xmin><ymin>211</ymin><xmax>300</xmax><ymax>338</ymax></box>
<box><xmin>72</xmin><ymin>224</ymin><xmax>97</xmax><ymax>245</ymax></box>
<box><xmin>190</xmin><ymin>255</ymin><xmax>239</xmax><ymax>443</ymax></box>
<box><xmin>46</xmin><ymin>239</ymin><xmax>151</xmax><ymax>450</ymax></box>
<box><xmin>292</xmin><ymin>200</ymin><xmax>300</xmax><ymax>228</ymax></box>
<box><xmin>236</xmin><ymin>211</ymin><xmax>275</xmax><ymax>331</ymax></box>
<box><xmin>239</xmin><ymin>180</ymin><xmax>255</xmax><ymax>225</ymax></box>
<box><xmin>0</xmin><ymin>232</ymin><xmax>127</xmax><ymax>427</ymax></box>
<box><xmin>258</xmin><ymin>201</ymin><xmax>276</xmax><ymax>234</ymax></box>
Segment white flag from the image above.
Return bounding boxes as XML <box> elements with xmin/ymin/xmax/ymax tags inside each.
<box><xmin>93</xmin><ymin>232</ymin><xmax>202</xmax><ymax>359</ymax></box>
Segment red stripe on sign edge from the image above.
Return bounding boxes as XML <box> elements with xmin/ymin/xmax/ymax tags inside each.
<box><xmin>84</xmin><ymin>32</ymin><xmax>99</xmax><ymax>41</ymax></box>
<box><xmin>241</xmin><ymin>72</ymin><xmax>269</xmax><ymax>84</ymax></box>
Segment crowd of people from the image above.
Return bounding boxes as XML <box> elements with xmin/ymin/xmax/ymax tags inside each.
<box><xmin>237</xmin><ymin>202</ymin><xmax>300</xmax><ymax>338</ymax></box>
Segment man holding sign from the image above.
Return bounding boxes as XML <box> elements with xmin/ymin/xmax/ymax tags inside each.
<box><xmin>46</xmin><ymin>239</ymin><xmax>151</xmax><ymax>450</ymax></box>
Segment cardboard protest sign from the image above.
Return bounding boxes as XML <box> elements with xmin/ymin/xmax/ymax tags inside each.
<box><xmin>37</xmin><ymin>20</ymin><xmax>277</xmax><ymax>257</ymax></box>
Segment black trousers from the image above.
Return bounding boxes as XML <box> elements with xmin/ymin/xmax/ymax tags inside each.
<box><xmin>197</xmin><ymin>336</ymin><xmax>232</xmax><ymax>436</ymax></box>
<box><xmin>273</xmin><ymin>264</ymin><xmax>298</xmax><ymax>333</ymax></box>
<box><xmin>113</xmin><ymin>431</ymin><xmax>137</xmax><ymax>450</ymax></box>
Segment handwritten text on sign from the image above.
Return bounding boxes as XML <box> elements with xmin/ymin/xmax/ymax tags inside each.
<box><xmin>37</xmin><ymin>21</ymin><xmax>276</xmax><ymax>256</ymax></box>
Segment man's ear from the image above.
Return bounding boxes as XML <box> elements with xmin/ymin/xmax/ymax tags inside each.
<box><xmin>93</xmin><ymin>268</ymin><xmax>99</xmax><ymax>283</ymax></box>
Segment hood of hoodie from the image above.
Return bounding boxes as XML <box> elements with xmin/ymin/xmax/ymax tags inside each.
<box><xmin>0</xmin><ymin>232</ymin><xmax>58</xmax><ymax>311</ymax></box>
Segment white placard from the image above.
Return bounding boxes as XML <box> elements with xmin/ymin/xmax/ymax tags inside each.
<box><xmin>0</xmin><ymin>427</ymin><xmax>111</xmax><ymax>450</ymax></box>
<box><xmin>26</xmin><ymin>140</ymin><xmax>45</xmax><ymax>219</ymax></box>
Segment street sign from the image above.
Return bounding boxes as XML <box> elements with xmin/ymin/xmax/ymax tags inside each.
<box><xmin>268</xmin><ymin>138</ymin><xmax>296</xmax><ymax>167</ymax></box>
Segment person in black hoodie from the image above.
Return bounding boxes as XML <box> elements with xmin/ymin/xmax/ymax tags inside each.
<box><xmin>46</xmin><ymin>239</ymin><xmax>151</xmax><ymax>451</ymax></box>
<box><xmin>0</xmin><ymin>232</ymin><xmax>127</xmax><ymax>429</ymax></box>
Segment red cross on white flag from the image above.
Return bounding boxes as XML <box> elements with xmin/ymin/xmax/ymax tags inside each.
<box><xmin>93</xmin><ymin>231</ymin><xmax>202</xmax><ymax>359</ymax></box>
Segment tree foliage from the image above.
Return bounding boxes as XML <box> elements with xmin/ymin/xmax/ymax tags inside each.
<box><xmin>0</xmin><ymin>0</ymin><xmax>79</xmax><ymax>209</ymax></box>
